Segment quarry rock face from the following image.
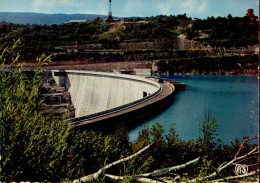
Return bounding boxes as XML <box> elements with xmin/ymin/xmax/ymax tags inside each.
<box><xmin>176</xmin><ymin>34</ymin><xmax>258</xmax><ymax>56</ymax></box>
<box><xmin>55</xmin><ymin>37</ymin><xmax>258</xmax><ymax>64</ymax></box>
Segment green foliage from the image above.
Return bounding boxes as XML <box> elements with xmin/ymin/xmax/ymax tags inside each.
<box><xmin>121</xmin><ymin>19</ymin><xmax>177</xmax><ymax>40</ymax></box>
<box><xmin>0</xmin><ymin>14</ymin><xmax>257</xmax><ymax>62</ymax></box>
<box><xmin>200</xmin><ymin>113</ymin><xmax>221</xmax><ymax>148</ymax></box>
<box><xmin>0</xmin><ymin>19</ymin><xmax>111</xmax><ymax>60</ymax></box>
<box><xmin>196</xmin><ymin>156</ymin><xmax>213</xmax><ymax>182</ymax></box>
<box><xmin>0</xmin><ymin>42</ymin><xmax>258</xmax><ymax>182</ymax></box>
<box><xmin>156</xmin><ymin>60</ymin><xmax>168</xmax><ymax>72</ymax></box>
<box><xmin>192</xmin><ymin>16</ymin><xmax>258</xmax><ymax>47</ymax></box>
<box><xmin>0</xmin><ymin>40</ymin><xmax>70</xmax><ymax>182</ymax></box>
<box><xmin>181</xmin><ymin>172</ymin><xmax>190</xmax><ymax>182</ymax></box>
<box><xmin>0</xmin><ymin>41</ymin><xmax>133</xmax><ymax>182</ymax></box>
<box><xmin>119</xmin><ymin>127</ymin><xmax>153</xmax><ymax>178</ymax></box>
<box><xmin>99</xmin><ymin>31</ymin><xmax>119</xmax><ymax>43</ymax></box>
<box><xmin>156</xmin><ymin>56</ymin><xmax>258</xmax><ymax>75</ymax></box>
<box><xmin>63</xmin><ymin>126</ymin><xmax>132</xmax><ymax>181</ymax></box>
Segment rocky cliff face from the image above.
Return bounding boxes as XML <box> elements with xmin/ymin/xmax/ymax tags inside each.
<box><xmin>56</xmin><ymin>37</ymin><xmax>258</xmax><ymax>61</ymax></box>
<box><xmin>176</xmin><ymin>34</ymin><xmax>259</xmax><ymax>56</ymax></box>
<box><xmin>51</xmin><ymin>37</ymin><xmax>258</xmax><ymax>75</ymax></box>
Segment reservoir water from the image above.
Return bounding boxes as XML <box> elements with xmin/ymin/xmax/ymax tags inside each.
<box><xmin>129</xmin><ymin>75</ymin><xmax>259</xmax><ymax>144</ymax></box>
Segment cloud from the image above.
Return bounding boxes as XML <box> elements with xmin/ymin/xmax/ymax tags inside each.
<box><xmin>84</xmin><ymin>2</ymin><xmax>107</xmax><ymax>15</ymax></box>
<box><xmin>0</xmin><ymin>0</ymin><xmax>258</xmax><ymax>18</ymax></box>
<box><xmin>32</xmin><ymin>0</ymin><xmax>94</xmax><ymax>14</ymax></box>
<box><xmin>118</xmin><ymin>0</ymin><xmax>150</xmax><ymax>17</ymax></box>
<box><xmin>33</xmin><ymin>0</ymin><xmax>71</xmax><ymax>13</ymax></box>
<box><xmin>153</xmin><ymin>0</ymin><xmax>208</xmax><ymax>17</ymax></box>
<box><xmin>33</xmin><ymin>0</ymin><xmax>71</xmax><ymax>8</ymax></box>
<box><xmin>180</xmin><ymin>0</ymin><xmax>207</xmax><ymax>14</ymax></box>
<box><xmin>197</xmin><ymin>0</ymin><xmax>207</xmax><ymax>13</ymax></box>
<box><xmin>158</xmin><ymin>1</ymin><xmax>174</xmax><ymax>15</ymax></box>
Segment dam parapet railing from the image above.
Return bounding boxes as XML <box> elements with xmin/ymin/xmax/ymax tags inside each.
<box><xmin>49</xmin><ymin>70</ymin><xmax>163</xmax><ymax>124</ymax></box>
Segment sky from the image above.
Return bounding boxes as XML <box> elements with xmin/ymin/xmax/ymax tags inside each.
<box><xmin>0</xmin><ymin>0</ymin><xmax>258</xmax><ymax>19</ymax></box>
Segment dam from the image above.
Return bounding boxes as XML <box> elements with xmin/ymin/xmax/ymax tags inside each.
<box><xmin>50</xmin><ymin>70</ymin><xmax>175</xmax><ymax>127</ymax></box>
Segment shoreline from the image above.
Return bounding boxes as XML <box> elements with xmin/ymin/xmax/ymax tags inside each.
<box><xmin>154</xmin><ymin>72</ymin><xmax>259</xmax><ymax>77</ymax></box>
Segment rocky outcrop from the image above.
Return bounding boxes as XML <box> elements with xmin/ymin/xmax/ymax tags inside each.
<box><xmin>41</xmin><ymin>76</ymin><xmax>75</xmax><ymax>119</ymax></box>
<box><xmin>55</xmin><ymin>37</ymin><xmax>258</xmax><ymax>62</ymax></box>
<box><xmin>55</xmin><ymin>39</ymin><xmax>174</xmax><ymax>52</ymax></box>
<box><xmin>176</xmin><ymin>34</ymin><xmax>259</xmax><ymax>56</ymax></box>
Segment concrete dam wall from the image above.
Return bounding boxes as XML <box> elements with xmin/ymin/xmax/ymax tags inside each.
<box><xmin>52</xmin><ymin>71</ymin><xmax>161</xmax><ymax>118</ymax></box>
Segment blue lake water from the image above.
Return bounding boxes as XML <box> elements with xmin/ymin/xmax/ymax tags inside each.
<box><xmin>129</xmin><ymin>75</ymin><xmax>259</xmax><ymax>144</ymax></box>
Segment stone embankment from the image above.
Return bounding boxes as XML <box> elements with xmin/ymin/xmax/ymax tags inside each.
<box><xmin>41</xmin><ymin>75</ymin><xmax>75</xmax><ymax>119</ymax></box>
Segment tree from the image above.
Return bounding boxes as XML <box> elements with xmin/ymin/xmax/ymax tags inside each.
<box><xmin>200</xmin><ymin>112</ymin><xmax>221</xmax><ymax>150</ymax></box>
<box><xmin>227</xmin><ymin>14</ymin><xmax>232</xmax><ymax>20</ymax></box>
<box><xmin>156</xmin><ymin>60</ymin><xmax>168</xmax><ymax>72</ymax></box>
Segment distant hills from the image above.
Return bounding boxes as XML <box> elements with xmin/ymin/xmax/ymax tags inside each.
<box><xmin>0</xmin><ymin>12</ymin><xmax>122</xmax><ymax>25</ymax></box>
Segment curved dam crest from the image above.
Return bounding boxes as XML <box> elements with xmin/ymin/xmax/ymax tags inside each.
<box><xmin>51</xmin><ymin>71</ymin><xmax>165</xmax><ymax>121</ymax></box>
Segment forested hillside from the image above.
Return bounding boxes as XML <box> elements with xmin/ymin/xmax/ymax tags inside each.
<box><xmin>0</xmin><ymin>14</ymin><xmax>258</xmax><ymax>61</ymax></box>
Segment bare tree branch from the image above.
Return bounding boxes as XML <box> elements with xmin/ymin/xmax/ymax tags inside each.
<box><xmin>188</xmin><ymin>146</ymin><xmax>259</xmax><ymax>182</ymax></box>
<box><xmin>234</xmin><ymin>136</ymin><xmax>258</xmax><ymax>158</ymax></box>
<box><xmin>104</xmin><ymin>174</ymin><xmax>124</xmax><ymax>180</ymax></box>
<box><xmin>139</xmin><ymin>157</ymin><xmax>200</xmax><ymax>177</ymax></box>
<box><xmin>72</xmin><ymin>142</ymin><xmax>154</xmax><ymax>183</ymax></box>
<box><xmin>105</xmin><ymin>174</ymin><xmax>164</xmax><ymax>183</ymax></box>
<box><xmin>134</xmin><ymin>177</ymin><xmax>164</xmax><ymax>183</ymax></box>
<box><xmin>217</xmin><ymin>146</ymin><xmax>259</xmax><ymax>172</ymax></box>
<box><xmin>72</xmin><ymin>137</ymin><xmax>259</xmax><ymax>183</ymax></box>
<box><xmin>211</xmin><ymin>170</ymin><xmax>259</xmax><ymax>182</ymax></box>
<box><xmin>218</xmin><ymin>161</ymin><xmax>227</xmax><ymax>169</ymax></box>
<box><xmin>211</xmin><ymin>165</ymin><xmax>232</xmax><ymax>183</ymax></box>
<box><xmin>104</xmin><ymin>157</ymin><xmax>199</xmax><ymax>182</ymax></box>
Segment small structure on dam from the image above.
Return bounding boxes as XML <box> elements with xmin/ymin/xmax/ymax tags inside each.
<box><xmin>50</xmin><ymin>70</ymin><xmax>175</xmax><ymax>127</ymax></box>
